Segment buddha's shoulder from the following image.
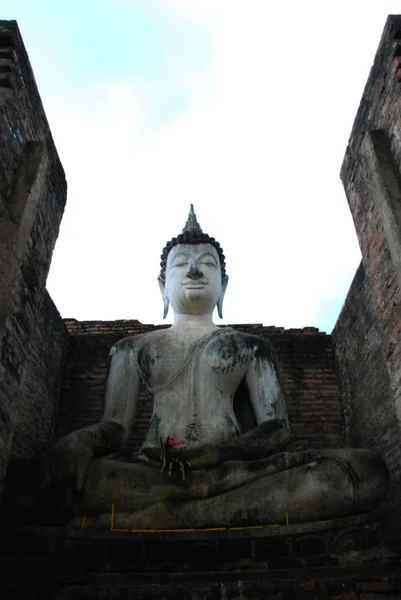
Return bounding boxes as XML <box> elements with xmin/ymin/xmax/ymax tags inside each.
<box><xmin>109</xmin><ymin>328</ymin><xmax>276</xmax><ymax>361</ymax></box>
<box><xmin>215</xmin><ymin>328</ymin><xmax>277</xmax><ymax>359</ymax></box>
<box><xmin>109</xmin><ymin>329</ymin><xmax>170</xmax><ymax>355</ymax></box>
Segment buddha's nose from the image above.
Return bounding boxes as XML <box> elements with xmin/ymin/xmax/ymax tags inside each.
<box><xmin>186</xmin><ymin>265</ymin><xmax>204</xmax><ymax>279</ymax></box>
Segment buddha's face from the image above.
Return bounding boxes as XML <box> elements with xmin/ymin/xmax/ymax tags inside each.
<box><xmin>161</xmin><ymin>243</ymin><xmax>228</xmax><ymax>317</ymax></box>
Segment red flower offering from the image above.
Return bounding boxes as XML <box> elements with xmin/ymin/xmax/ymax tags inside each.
<box><xmin>160</xmin><ymin>436</ymin><xmax>190</xmax><ymax>479</ymax></box>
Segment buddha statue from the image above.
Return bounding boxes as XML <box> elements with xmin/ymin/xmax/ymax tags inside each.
<box><xmin>5</xmin><ymin>206</ymin><xmax>388</xmax><ymax>529</ymax></box>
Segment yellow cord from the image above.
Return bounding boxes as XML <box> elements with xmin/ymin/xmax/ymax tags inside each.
<box><xmin>110</xmin><ymin>503</ymin><xmax>115</xmax><ymax>530</ymax></box>
<box><xmin>80</xmin><ymin>504</ymin><xmax>286</xmax><ymax>533</ymax></box>
<box><xmin>108</xmin><ymin>504</ymin><xmax>282</xmax><ymax>533</ymax></box>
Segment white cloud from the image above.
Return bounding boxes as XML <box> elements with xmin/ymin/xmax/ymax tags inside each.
<box><xmin>45</xmin><ymin>1</ymin><xmax>399</xmax><ymax>330</ymax></box>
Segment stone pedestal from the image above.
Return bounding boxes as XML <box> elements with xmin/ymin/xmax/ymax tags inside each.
<box><xmin>1</xmin><ymin>512</ymin><xmax>399</xmax><ymax>599</ymax></box>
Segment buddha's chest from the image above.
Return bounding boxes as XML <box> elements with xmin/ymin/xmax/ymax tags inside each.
<box><xmin>139</xmin><ymin>332</ymin><xmax>254</xmax><ymax>394</ymax></box>
<box><xmin>139</xmin><ymin>331</ymin><xmax>258</xmax><ymax>446</ymax></box>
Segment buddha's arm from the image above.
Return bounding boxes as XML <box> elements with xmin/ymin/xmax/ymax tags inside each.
<box><xmin>178</xmin><ymin>350</ymin><xmax>290</xmax><ymax>469</ymax></box>
<box><xmin>56</xmin><ymin>342</ymin><xmax>140</xmax><ymax>455</ymax></box>
<box><xmin>219</xmin><ymin>356</ymin><xmax>290</xmax><ymax>461</ymax></box>
<box><xmin>101</xmin><ymin>342</ymin><xmax>141</xmax><ymax>446</ymax></box>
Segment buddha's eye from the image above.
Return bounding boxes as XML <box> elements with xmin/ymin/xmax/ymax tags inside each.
<box><xmin>172</xmin><ymin>262</ymin><xmax>188</xmax><ymax>268</ymax></box>
<box><xmin>200</xmin><ymin>261</ymin><xmax>217</xmax><ymax>268</ymax></box>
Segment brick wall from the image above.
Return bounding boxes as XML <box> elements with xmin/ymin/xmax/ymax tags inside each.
<box><xmin>0</xmin><ymin>21</ymin><xmax>66</xmax><ymax>494</ymax></box>
<box><xmin>332</xmin><ymin>262</ymin><xmax>401</xmax><ymax>540</ymax></box>
<box><xmin>57</xmin><ymin>320</ymin><xmax>345</xmax><ymax>453</ymax></box>
<box><xmin>333</xmin><ymin>263</ymin><xmax>395</xmax><ymax>450</ymax></box>
<box><xmin>333</xmin><ymin>16</ymin><xmax>401</xmax><ymax>543</ymax></box>
<box><xmin>10</xmin><ymin>291</ymin><xmax>68</xmax><ymax>459</ymax></box>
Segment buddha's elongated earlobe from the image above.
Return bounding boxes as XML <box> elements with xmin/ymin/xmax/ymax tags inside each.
<box><xmin>163</xmin><ymin>296</ymin><xmax>170</xmax><ymax>319</ymax></box>
<box><xmin>217</xmin><ymin>297</ymin><xmax>224</xmax><ymax>319</ymax></box>
<box><xmin>217</xmin><ymin>276</ymin><xmax>229</xmax><ymax>319</ymax></box>
<box><xmin>158</xmin><ymin>277</ymin><xmax>169</xmax><ymax>319</ymax></box>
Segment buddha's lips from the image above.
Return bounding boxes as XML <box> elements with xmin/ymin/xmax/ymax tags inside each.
<box><xmin>182</xmin><ymin>281</ymin><xmax>208</xmax><ymax>287</ymax></box>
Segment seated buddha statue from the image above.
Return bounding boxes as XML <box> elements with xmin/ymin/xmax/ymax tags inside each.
<box><xmin>5</xmin><ymin>206</ymin><xmax>388</xmax><ymax>529</ymax></box>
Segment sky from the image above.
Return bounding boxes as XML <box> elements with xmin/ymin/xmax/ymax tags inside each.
<box><xmin>3</xmin><ymin>1</ymin><xmax>400</xmax><ymax>332</ymax></box>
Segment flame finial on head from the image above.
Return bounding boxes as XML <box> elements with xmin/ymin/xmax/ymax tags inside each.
<box><xmin>182</xmin><ymin>204</ymin><xmax>203</xmax><ymax>235</ymax></box>
<box><xmin>159</xmin><ymin>205</ymin><xmax>227</xmax><ymax>283</ymax></box>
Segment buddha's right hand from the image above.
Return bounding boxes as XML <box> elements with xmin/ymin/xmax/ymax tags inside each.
<box><xmin>7</xmin><ymin>435</ymin><xmax>94</xmax><ymax>523</ymax></box>
<box><xmin>43</xmin><ymin>420</ymin><xmax>124</xmax><ymax>497</ymax></box>
<box><xmin>50</xmin><ymin>434</ymin><xmax>94</xmax><ymax>492</ymax></box>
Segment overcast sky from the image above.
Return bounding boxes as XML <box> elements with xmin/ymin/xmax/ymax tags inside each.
<box><xmin>3</xmin><ymin>1</ymin><xmax>399</xmax><ymax>331</ymax></box>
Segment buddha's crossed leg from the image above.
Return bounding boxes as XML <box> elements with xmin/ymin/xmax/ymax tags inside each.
<box><xmin>78</xmin><ymin>449</ymin><xmax>388</xmax><ymax>529</ymax></box>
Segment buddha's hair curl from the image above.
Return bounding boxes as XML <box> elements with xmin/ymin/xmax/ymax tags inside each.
<box><xmin>159</xmin><ymin>231</ymin><xmax>227</xmax><ymax>282</ymax></box>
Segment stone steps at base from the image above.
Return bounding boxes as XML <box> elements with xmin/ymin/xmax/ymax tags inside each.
<box><xmin>85</xmin><ymin>562</ymin><xmax>397</xmax><ymax>584</ymax></box>
<box><xmin>2</xmin><ymin>577</ymin><xmax>401</xmax><ymax>600</ymax></box>
<box><xmin>1</xmin><ymin>521</ymin><xmax>399</xmax><ymax>599</ymax></box>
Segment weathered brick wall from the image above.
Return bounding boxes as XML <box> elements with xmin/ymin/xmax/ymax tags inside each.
<box><xmin>10</xmin><ymin>291</ymin><xmax>69</xmax><ymax>458</ymax></box>
<box><xmin>0</xmin><ymin>21</ymin><xmax>66</xmax><ymax>493</ymax></box>
<box><xmin>333</xmin><ymin>263</ymin><xmax>395</xmax><ymax>450</ymax></box>
<box><xmin>57</xmin><ymin>320</ymin><xmax>345</xmax><ymax>453</ymax></box>
<box><xmin>333</xmin><ymin>15</ymin><xmax>401</xmax><ymax>542</ymax></box>
<box><xmin>332</xmin><ymin>262</ymin><xmax>401</xmax><ymax>538</ymax></box>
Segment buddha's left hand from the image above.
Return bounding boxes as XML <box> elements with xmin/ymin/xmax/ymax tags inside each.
<box><xmin>174</xmin><ymin>444</ymin><xmax>221</xmax><ymax>470</ymax></box>
<box><xmin>144</xmin><ymin>444</ymin><xmax>222</xmax><ymax>470</ymax></box>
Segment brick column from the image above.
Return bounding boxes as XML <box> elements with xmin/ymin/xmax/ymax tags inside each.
<box><xmin>0</xmin><ymin>21</ymin><xmax>66</xmax><ymax>498</ymax></box>
<box><xmin>333</xmin><ymin>15</ymin><xmax>401</xmax><ymax>541</ymax></box>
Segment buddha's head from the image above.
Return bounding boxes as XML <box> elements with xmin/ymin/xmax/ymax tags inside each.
<box><xmin>158</xmin><ymin>205</ymin><xmax>228</xmax><ymax>319</ymax></box>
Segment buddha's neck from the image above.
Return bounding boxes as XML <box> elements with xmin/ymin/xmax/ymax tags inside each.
<box><xmin>171</xmin><ymin>313</ymin><xmax>217</xmax><ymax>332</ymax></box>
